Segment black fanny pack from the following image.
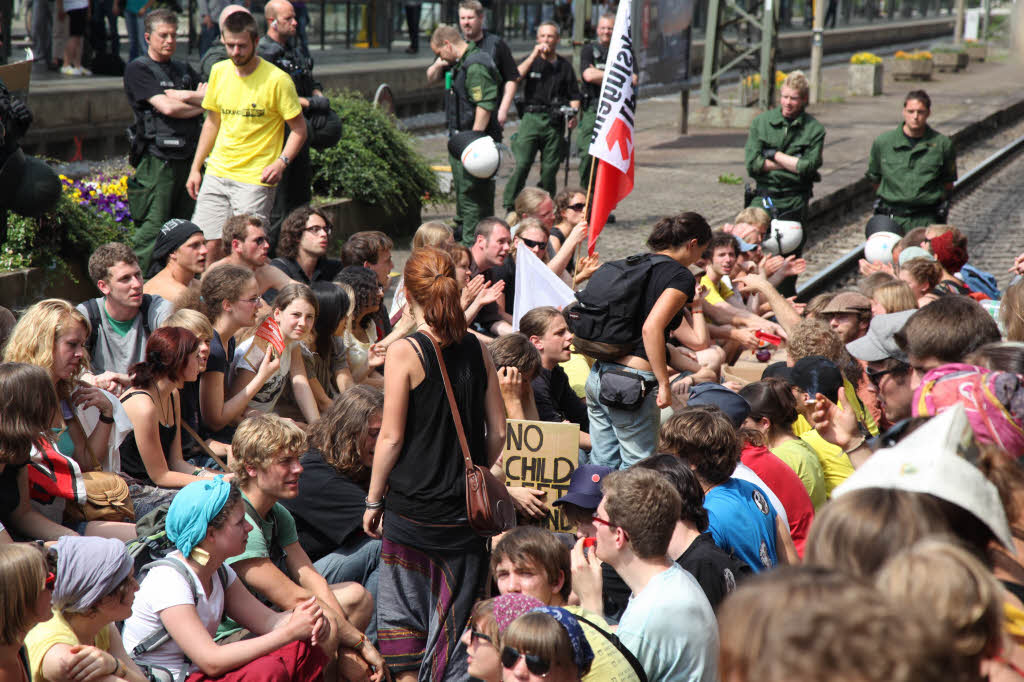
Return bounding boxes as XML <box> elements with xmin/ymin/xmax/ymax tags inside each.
<box><xmin>599</xmin><ymin>368</ymin><xmax>657</xmax><ymax>411</ymax></box>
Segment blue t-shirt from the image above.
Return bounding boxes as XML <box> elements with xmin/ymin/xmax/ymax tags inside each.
<box><xmin>617</xmin><ymin>563</ymin><xmax>719</xmax><ymax>682</ymax></box>
<box><xmin>704</xmin><ymin>478</ymin><xmax>778</xmax><ymax>572</ymax></box>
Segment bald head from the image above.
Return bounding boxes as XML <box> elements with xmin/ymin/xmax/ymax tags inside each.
<box><xmin>265</xmin><ymin>0</ymin><xmax>296</xmax><ymax>39</ymax></box>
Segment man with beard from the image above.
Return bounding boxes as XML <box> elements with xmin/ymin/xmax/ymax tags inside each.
<box><xmin>187</xmin><ymin>7</ymin><xmax>306</xmax><ymax>264</ymax></box>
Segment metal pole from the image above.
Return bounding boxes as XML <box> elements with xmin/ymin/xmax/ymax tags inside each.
<box><xmin>809</xmin><ymin>0</ymin><xmax>825</xmax><ymax>102</ymax></box>
<box><xmin>953</xmin><ymin>0</ymin><xmax>965</xmax><ymax>43</ymax></box>
<box><xmin>759</xmin><ymin>0</ymin><xmax>779</xmax><ymax>109</ymax></box>
<box><xmin>700</xmin><ymin>0</ymin><xmax>723</xmax><ymax>106</ymax></box>
<box><xmin>981</xmin><ymin>0</ymin><xmax>990</xmax><ymax>41</ymax></box>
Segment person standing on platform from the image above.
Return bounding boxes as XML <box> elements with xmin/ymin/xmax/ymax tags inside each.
<box><xmin>867</xmin><ymin>90</ymin><xmax>957</xmax><ymax>234</ymax></box>
<box><xmin>430</xmin><ymin>24</ymin><xmax>501</xmax><ymax>246</ymax></box>
<box><xmin>124</xmin><ymin>9</ymin><xmax>205</xmax><ymax>275</ymax></box>
<box><xmin>258</xmin><ymin>0</ymin><xmax>328</xmax><ymax>248</ymax></box>
<box><xmin>743</xmin><ymin>70</ymin><xmax>824</xmax><ymax>229</ymax></box>
<box><xmin>501</xmin><ymin>21</ymin><xmax>581</xmax><ymax>213</ymax></box>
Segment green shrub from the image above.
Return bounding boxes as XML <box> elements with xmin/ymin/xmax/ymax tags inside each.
<box><xmin>311</xmin><ymin>90</ymin><xmax>438</xmax><ymax>214</ymax></box>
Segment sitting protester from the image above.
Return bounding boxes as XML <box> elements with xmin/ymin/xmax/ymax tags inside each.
<box><xmin>222</xmin><ymin>414</ymin><xmax>385</xmax><ymax>679</ymax></box>
<box><xmin>282</xmin><ymin>386</ymin><xmax>384</xmax><ymax>609</ymax></box>
<box><xmin>121</xmin><ymin>477</ymin><xmax>329</xmax><ymax>681</ymax></box>
<box><xmin>332</xmin><ymin>267</ymin><xmax>386</xmax><ymax>390</ymax></box>
<box><xmin>489</xmin><ymin>333</ymin><xmax>542</xmax><ymax>421</ymax></box>
<box><xmin>119</xmin><ymin>327</ymin><xmax>221</xmax><ymax>518</ymax></box>
<box><xmin>501</xmin><ymin>608</ymin><xmax>595</xmax><ymax>682</ymax></box>
<box><xmin>0</xmin><ymin>543</ymin><xmax>54</xmax><ymax>679</ymax></box>
<box><xmin>461</xmin><ymin>593</ymin><xmax>546</xmax><ymax>682</ymax></box>
<box><xmin>25</xmin><ymin>536</ymin><xmax>148</xmax><ymax>682</ymax></box>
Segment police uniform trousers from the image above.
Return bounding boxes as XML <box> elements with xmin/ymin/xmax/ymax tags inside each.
<box><xmin>503</xmin><ymin>111</ymin><xmax>564</xmax><ymax>211</ymax></box>
<box><xmin>127</xmin><ymin>154</ymin><xmax>196</xmax><ymax>274</ymax></box>
<box><xmin>578</xmin><ymin>106</ymin><xmax>598</xmax><ymax>189</ymax></box>
<box><xmin>452</xmin><ymin>152</ymin><xmax>495</xmax><ymax>247</ymax></box>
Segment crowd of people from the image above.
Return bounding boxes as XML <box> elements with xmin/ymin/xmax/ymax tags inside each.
<box><xmin>5</xmin><ymin>0</ymin><xmax>1024</xmax><ymax>679</ymax></box>
<box><xmin>0</xmin><ymin>185</ymin><xmax>1022</xmax><ymax>681</ymax></box>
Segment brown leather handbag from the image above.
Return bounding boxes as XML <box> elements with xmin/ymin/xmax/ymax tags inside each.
<box><xmin>424</xmin><ymin>333</ymin><xmax>516</xmax><ymax>538</ymax></box>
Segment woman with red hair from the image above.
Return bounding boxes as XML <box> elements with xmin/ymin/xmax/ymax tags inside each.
<box><xmin>119</xmin><ymin>327</ymin><xmax>223</xmax><ymax>518</ymax></box>
<box><xmin>363</xmin><ymin>247</ymin><xmax>507</xmax><ymax>681</ymax></box>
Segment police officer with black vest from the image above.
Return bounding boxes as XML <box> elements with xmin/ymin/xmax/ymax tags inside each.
<box><xmin>431</xmin><ymin>23</ymin><xmax>501</xmax><ymax>246</ymax></box>
<box><xmin>502</xmin><ymin>21</ymin><xmax>581</xmax><ymax>213</ymax></box>
<box><xmin>123</xmin><ymin>8</ymin><xmax>205</xmax><ymax>275</ymax></box>
<box><xmin>258</xmin><ymin>0</ymin><xmax>330</xmax><ymax>248</ymax></box>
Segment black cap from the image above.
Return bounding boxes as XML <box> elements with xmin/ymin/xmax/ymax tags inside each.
<box><xmin>790</xmin><ymin>355</ymin><xmax>844</xmax><ymax>401</ymax></box>
<box><xmin>149</xmin><ymin>218</ymin><xmax>204</xmax><ymax>277</ymax></box>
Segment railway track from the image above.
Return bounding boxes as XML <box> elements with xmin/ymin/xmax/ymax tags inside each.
<box><xmin>797</xmin><ymin>129</ymin><xmax>1024</xmax><ymax>299</ymax></box>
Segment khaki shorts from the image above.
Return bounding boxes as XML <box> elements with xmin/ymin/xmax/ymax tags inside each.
<box><xmin>191</xmin><ymin>173</ymin><xmax>276</xmax><ymax>240</ymax></box>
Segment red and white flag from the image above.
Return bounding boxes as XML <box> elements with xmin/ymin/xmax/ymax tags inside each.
<box><xmin>586</xmin><ymin>0</ymin><xmax>636</xmax><ymax>256</ymax></box>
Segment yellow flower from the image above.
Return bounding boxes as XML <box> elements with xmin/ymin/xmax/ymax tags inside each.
<box><xmin>850</xmin><ymin>52</ymin><xmax>882</xmax><ymax>65</ymax></box>
<box><xmin>775</xmin><ymin>70</ymin><xmax>787</xmax><ymax>85</ymax></box>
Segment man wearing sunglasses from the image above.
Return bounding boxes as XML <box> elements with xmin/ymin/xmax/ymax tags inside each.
<box><xmin>847</xmin><ymin>310</ymin><xmax>917</xmax><ymax>426</ymax></box>
<box><xmin>575</xmin><ymin>467</ymin><xmax>718</xmax><ymax>682</ymax></box>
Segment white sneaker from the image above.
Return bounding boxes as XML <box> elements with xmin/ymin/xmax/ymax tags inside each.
<box><xmin>59</xmin><ymin>64</ymin><xmax>78</xmax><ymax>75</ymax></box>
<box><xmin>79</xmin><ymin>66</ymin><xmax>92</xmax><ymax>76</ymax></box>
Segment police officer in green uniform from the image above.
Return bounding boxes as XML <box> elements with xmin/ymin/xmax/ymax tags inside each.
<box><xmin>867</xmin><ymin>90</ymin><xmax>956</xmax><ymax>234</ymax></box>
<box><xmin>502</xmin><ymin>21</ymin><xmax>581</xmax><ymax>212</ymax></box>
<box><xmin>743</xmin><ymin>70</ymin><xmax>825</xmax><ymax>227</ymax></box>
<box><xmin>431</xmin><ymin>24</ymin><xmax>501</xmax><ymax>246</ymax></box>
<box><xmin>123</xmin><ymin>9</ymin><xmax>205</xmax><ymax>275</ymax></box>
<box><xmin>258</xmin><ymin>0</ymin><xmax>329</xmax><ymax>247</ymax></box>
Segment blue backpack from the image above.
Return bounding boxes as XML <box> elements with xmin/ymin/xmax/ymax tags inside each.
<box><xmin>959</xmin><ymin>264</ymin><xmax>1001</xmax><ymax>301</ymax></box>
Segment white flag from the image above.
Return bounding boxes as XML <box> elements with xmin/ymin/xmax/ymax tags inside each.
<box><xmin>512</xmin><ymin>242</ymin><xmax>576</xmax><ymax>330</ymax></box>
<box><xmin>587</xmin><ymin>0</ymin><xmax>636</xmax><ymax>175</ymax></box>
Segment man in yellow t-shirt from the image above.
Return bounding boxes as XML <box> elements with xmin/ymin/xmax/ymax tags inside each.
<box><xmin>187</xmin><ymin>7</ymin><xmax>306</xmax><ymax>262</ymax></box>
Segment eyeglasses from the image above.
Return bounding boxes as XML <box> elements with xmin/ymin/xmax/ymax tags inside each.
<box><xmin>305</xmin><ymin>224</ymin><xmax>332</xmax><ymax>236</ymax></box>
<box><xmin>239</xmin><ymin>296</ymin><xmax>262</xmax><ymax>305</ymax></box>
<box><xmin>866</xmin><ymin>363</ymin><xmax>908</xmax><ymax>388</ymax></box>
<box><xmin>591</xmin><ymin>513</ymin><xmax>615</xmax><ymax>528</ymax></box>
<box><xmin>501</xmin><ymin>646</ymin><xmax>551</xmax><ymax>676</ymax></box>
<box><xmin>567</xmin><ymin>202</ymin><xmax>586</xmax><ymax>212</ymax></box>
<box><xmin>468</xmin><ymin>629</ymin><xmax>493</xmax><ymax>648</ymax></box>
<box><xmin>520</xmin><ymin>236</ymin><xmax>548</xmax><ymax>250</ymax></box>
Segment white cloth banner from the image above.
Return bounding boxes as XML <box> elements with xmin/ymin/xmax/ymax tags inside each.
<box><xmin>512</xmin><ymin>242</ymin><xmax>576</xmax><ymax>330</ymax></box>
<box><xmin>587</xmin><ymin>0</ymin><xmax>636</xmax><ymax>174</ymax></box>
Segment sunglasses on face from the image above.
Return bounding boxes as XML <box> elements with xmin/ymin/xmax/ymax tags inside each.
<box><xmin>520</xmin><ymin>237</ymin><xmax>548</xmax><ymax>250</ymax></box>
<box><xmin>567</xmin><ymin>202</ymin><xmax>586</xmax><ymax>212</ymax></box>
<box><xmin>865</xmin><ymin>363</ymin><xmax>908</xmax><ymax>388</ymax></box>
<box><xmin>468</xmin><ymin>629</ymin><xmax>493</xmax><ymax>648</ymax></box>
<box><xmin>501</xmin><ymin>646</ymin><xmax>551</xmax><ymax>676</ymax></box>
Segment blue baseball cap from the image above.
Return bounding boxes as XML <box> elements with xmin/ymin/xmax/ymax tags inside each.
<box><xmin>688</xmin><ymin>382</ymin><xmax>751</xmax><ymax>428</ymax></box>
<box><xmin>735</xmin><ymin>235</ymin><xmax>759</xmax><ymax>252</ymax></box>
<box><xmin>553</xmin><ymin>464</ymin><xmax>614</xmax><ymax>510</ymax></box>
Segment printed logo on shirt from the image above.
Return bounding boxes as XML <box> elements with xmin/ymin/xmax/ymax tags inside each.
<box><xmin>471</xmin><ymin>85</ymin><xmax>483</xmax><ymax>101</ymax></box>
<box><xmin>752</xmin><ymin>489</ymin><xmax>770</xmax><ymax>516</ymax></box>
<box><xmin>221</xmin><ymin>102</ymin><xmax>266</xmax><ymax>118</ymax></box>
<box><xmin>723</xmin><ymin>568</ymin><xmax>737</xmax><ymax>595</ymax></box>
<box><xmin>759</xmin><ymin>540</ymin><xmax>772</xmax><ymax>569</ymax></box>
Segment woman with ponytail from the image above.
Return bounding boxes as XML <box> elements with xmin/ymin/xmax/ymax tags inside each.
<box><xmin>363</xmin><ymin>247</ymin><xmax>507</xmax><ymax>682</ymax></box>
<box><xmin>119</xmin><ymin>327</ymin><xmax>222</xmax><ymax>518</ymax></box>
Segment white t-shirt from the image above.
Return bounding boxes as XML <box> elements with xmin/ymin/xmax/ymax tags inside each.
<box><xmin>617</xmin><ymin>563</ymin><xmax>719</xmax><ymax>682</ymax></box>
<box><xmin>232</xmin><ymin>337</ymin><xmax>296</xmax><ymax>413</ymax></box>
<box><xmin>121</xmin><ymin>553</ymin><xmax>237</xmax><ymax>678</ymax></box>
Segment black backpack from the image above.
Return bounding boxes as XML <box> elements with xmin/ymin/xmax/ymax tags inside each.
<box><xmin>565</xmin><ymin>253</ymin><xmax>674</xmax><ymax>362</ymax></box>
<box><xmin>82</xmin><ymin>294</ymin><xmax>153</xmax><ymax>361</ymax></box>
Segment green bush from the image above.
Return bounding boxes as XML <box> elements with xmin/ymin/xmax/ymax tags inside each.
<box><xmin>310</xmin><ymin>90</ymin><xmax>438</xmax><ymax>214</ymax></box>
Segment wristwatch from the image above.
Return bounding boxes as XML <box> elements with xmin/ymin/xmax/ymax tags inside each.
<box><xmin>278</xmin><ymin>154</ymin><xmax>290</xmax><ymax>166</ymax></box>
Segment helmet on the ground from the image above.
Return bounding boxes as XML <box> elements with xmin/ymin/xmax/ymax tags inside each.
<box><xmin>864</xmin><ymin>231</ymin><xmax>902</xmax><ymax>265</ymax></box>
<box><xmin>763</xmin><ymin>219</ymin><xmax>803</xmax><ymax>256</ymax></box>
<box><xmin>864</xmin><ymin>214</ymin><xmax>901</xmax><ymax>238</ymax></box>
<box><xmin>448</xmin><ymin>131</ymin><xmax>500</xmax><ymax>179</ymax></box>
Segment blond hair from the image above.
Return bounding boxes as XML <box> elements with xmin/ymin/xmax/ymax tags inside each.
<box><xmin>733</xmin><ymin>207</ymin><xmax>771</xmax><ymax>230</ymax></box>
<box><xmin>231</xmin><ymin>414</ymin><xmax>307</xmax><ymax>487</ymax></box>
<box><xmin>412</xmin><ymin>222</ymin><xmax>454</xmax><ymax>250</ymax></box>
<box><xmin>160</xmin><ymin>308</ymin><xmax>214</xmax><ymax>342</ymax></box>
<box><xmin>0</xmin><ymin>543</ymin><xmax>47</xmax><ymax>645</ymax></box>
<box><xmin>3</xmin><ymin>299</ymin><xmax>91</xmax><ymax>399</ymax></box>
<box><xmin>1001</xmin><ymin>279</ymin><xmax>1024</xmax><ymax>342</ymax></box>
<box><xmin>781</xmin><ymin>70</ymin><xmax>809</xmax><ymax>98</ymax></box>
<box><xmin>506</xmin><ymin>187</ymin><xmax>551</xmax><ymax>227</ymax></box>
<box><xmin>871</xmin><ymin>279</ymin><xmax>918</xmax><ymax>314</ymax></box>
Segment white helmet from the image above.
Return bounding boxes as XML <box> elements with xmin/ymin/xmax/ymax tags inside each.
<box><xmin>763</xmin><ymin>219</ymin><xmax>803</xmax><ymax>256</ymax></box>
<box><xmin>864</xmin><ymin>230</ymin><xmax>901</xmax><ymax>265</ymax></box>
<box><xmin>447</xmin><ymin>131</ymin><xmax>500</xmax><ymax>179</ymax></box>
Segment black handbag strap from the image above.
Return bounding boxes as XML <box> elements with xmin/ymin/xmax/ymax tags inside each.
<box><xmin>571</xmin><ymin>612</ymin><xmax>649</xmax><ymax>682</ymax></box>
<box><xmin>421</xmin><ymin>332</ymin><xmax>475</xmax><ymax>475</ymax></box>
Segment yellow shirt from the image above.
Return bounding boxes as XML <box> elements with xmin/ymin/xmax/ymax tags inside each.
<box><xmin>203</xmin><ymin>58</ymin><xmax>302</xmax><ymax>185</ymax></box>
<box><xmin>25</xmin><ymin>611</ymin><xmax>113</xmax><ymax>682</ymax></box>
<box><xmin>770</xmin><ymin>437</ymin><xmax>828</xmax><ymax>510</ymax></box>
<box><xmin>564</xmin><ymin>605</ymin><xmax>643</xmax><ymax>682</ymax></box>
<box><xmin>562</xmin><ymin>352</ymin><xmax>594</xmax><ymax>400</ymax></box>
<box><xmin>700</xmin><ymin>274</ymin><xmax>735</xmax><ymax>306</ymax></box>
<box><xmin>799</xmin><ymin>429</ymin><xmax>855</xmax><ymax>495</ymax></box>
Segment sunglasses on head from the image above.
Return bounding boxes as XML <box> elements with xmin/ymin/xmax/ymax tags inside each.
<box><xmin>501</xmin><ymin>646</ymin><xmax>550</xmax><ymax>676</ymax></box>
<box><xmin>520</xmin><ymin>236</ymin><xmax>548</xmax><ymax>250</ymax></box>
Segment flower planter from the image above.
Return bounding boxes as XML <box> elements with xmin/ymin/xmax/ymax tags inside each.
<box><xmin>847</xmin><ymin>63</ymin><xmax>884</xmax><ymax>96</ymax></box>
<box><xmin>739</xmin><ymin>84</ymin><xmax>759</xmax><ymax>107</ymax></box>
<box><xmin>315</xmin><ymin>196</ymin><xmax>422</xmax><ymax>245</ymax></box>
<box><xmin>967</xmin><ymin>44</ymin><xmax>988</xmax><ymax>62</ymax></box>
<box><xmin>933</xmin><ymin>51</ymin><xmax>968</xmax><ymax>72</ymax></box>
<box><xmin>892</xmin><ymin>58</ymin><xmax>933</xmax><ymax>81</ymax></box>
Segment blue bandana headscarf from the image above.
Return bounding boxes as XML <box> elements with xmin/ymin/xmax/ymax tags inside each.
<box><xmin>166</xmin><ymin>476</ymin><xmax>233</xmax><ymax>557</ymax></box>
<box><xmin>529</xmin><ymin>606</ymin><xmax>595</xmax><ymax>673</ymax></box>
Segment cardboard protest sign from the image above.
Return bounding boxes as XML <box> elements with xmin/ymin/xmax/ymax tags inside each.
<box><xmin>503</xmin><ymin>420</ymin><xmax>580</xmax><ymax>532</ymax></box>
<box><xmin>243</xmin><ymin>317</ymin><xmax>286</xmax><ymax>367</ymax></box>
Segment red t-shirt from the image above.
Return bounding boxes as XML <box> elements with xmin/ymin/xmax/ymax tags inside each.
<box><xmin>741</xmin><ymin>442</ymin><xmax>816</xmax><ymax>557</ymax></box>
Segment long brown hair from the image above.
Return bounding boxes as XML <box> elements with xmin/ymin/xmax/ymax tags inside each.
<box><xmin>403</xmin><ymin>247</ymin><xmax>466</xmax><ymax>346</ymax></box>
<box><xmin>307</xmin><ymin>385</ymin><xmax>383</xmax><ymax>479</ymax></box>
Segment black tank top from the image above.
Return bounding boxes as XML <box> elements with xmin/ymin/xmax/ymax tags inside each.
<box><xmin>119</xmin><ymin>390</ymin><xmax>178</xmax><ymax>486</ymax></box>
<box><xmin>385</xmin><ymin>332</ymin><xmax>489</xmax><ymax>522</ymax></box>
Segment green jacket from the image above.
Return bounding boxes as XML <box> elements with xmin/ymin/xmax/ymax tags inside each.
<box><xmin>866</xmin><ymin>123</ymin><xmax>957</xmax><ymax>207</ymax></box>
<box><xmin>744</xmin><ymin>107</ymin><xmax>825</xmax><ymax>196</ymax></box>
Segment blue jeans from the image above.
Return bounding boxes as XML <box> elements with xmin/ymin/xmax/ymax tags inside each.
<box><xmin>125</xmin><ymin>11</ymin><xmax>146</xmax><ymax>62</ymax></box>
<box><xmin>585</xmin><ymin>361</ymin><xmax>660</xmax><ymax>469</ymax></box>
<box><xmin>314</xmin><ymin>535</ymin><xmax>382</xmax><ymax>642</ymax></box>
<box><xmin>198</xmin><ymin>23</ymin><xmax>219</xmax><ymax>56</ymax></box>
